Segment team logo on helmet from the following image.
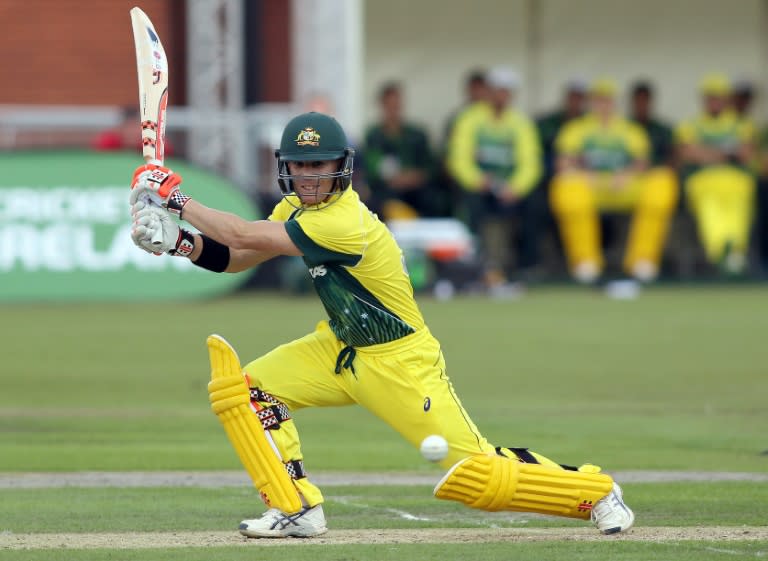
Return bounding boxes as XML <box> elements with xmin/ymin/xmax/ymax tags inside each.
<box><xmin>295</xmin><ymin>127</ymin><xmax>321</xmax><ymax>146</ymax></box>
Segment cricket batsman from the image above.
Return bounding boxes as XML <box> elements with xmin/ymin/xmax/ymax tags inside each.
<box><xmin>129</xmin><ymin>112</ymin><xmax>634</xmax><ymax>538</ymax></box>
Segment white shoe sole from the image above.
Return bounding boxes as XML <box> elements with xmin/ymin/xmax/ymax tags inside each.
<box><xmin>238</xmin><ymin>523</ymin><xmax>328</xmax><ymax>538</ymax></box>
<box><xmin>599</xmin><ymin>508</ymin><xmax>635</xmax><ymax>535</ymax></box>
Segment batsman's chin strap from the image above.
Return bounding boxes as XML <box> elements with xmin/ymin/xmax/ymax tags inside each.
<box><xmin>334</xmin><ymin>345</ymin><xmax>357</xmax><ymax>376</ymax></box>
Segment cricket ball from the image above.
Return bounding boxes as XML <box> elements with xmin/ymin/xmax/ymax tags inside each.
<box><xmin>420</xmin><ymin>435</ymin><xmax>449</xmax><ymax>462</ymax></box>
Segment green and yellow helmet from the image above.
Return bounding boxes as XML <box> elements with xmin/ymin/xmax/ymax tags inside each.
<box><xmin>275</xmin><ymin>112</ymin><xmax>355</xmax><ymax>205</ymax></box>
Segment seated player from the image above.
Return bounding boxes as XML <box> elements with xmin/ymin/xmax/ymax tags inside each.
<box><xmin>676</xmin><ymin>74</ymin><xmax>757</xmax><ymax>274</ymax></box>
<box><xmin>550</xmin><ymin>79</ymin><xmax>678</xmax><ymax>283</ymax></box>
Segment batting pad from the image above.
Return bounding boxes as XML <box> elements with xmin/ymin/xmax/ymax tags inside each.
<box><xmin>207</xmin><ymin>334</ymin><xmax>303</xmax><ymax>514</ymax></box>
<box><xmin>433</xmin><ymin>453</ymin><xmax>613</xmax><ymax>519</ymax></box>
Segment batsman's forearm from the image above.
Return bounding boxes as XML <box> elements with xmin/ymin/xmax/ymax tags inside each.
<box><xmin>185</xmin><ymin>233</ymin><xmax>273</xmax><ymax>273</ymax></box>
<box><xmin>226</xmin><ymin>248</ymin><xmax>280</xmax><ymax>272</ymax></box>
<box><xmin>182</xmin><ymin>200</ymin><xmax>258</xmax><ymax>249</ymax></box>
<box><xmin>180</xmin><ymin>199</ymin><xmax>300</xmax><ymax>257</ymax></box>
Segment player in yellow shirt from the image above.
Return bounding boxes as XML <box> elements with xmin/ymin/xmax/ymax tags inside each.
<box><xmin>447</xmin><ymin>67</ymin><xmax>542</xmax><ymax>289</ymax></box>
<box><xmin>676</xmin><ymin>74</ymin><xmax>756</xmax><ymax>274</ymax></box>
<box><xmin>128</xmin><ymin>112</ymin><xmax>633</xmax><ymax>538</ymax></box>
<box><xmin>550</xmin><ymin>79</ymin><xmax>678</xmax><ymax>283</ymax></box>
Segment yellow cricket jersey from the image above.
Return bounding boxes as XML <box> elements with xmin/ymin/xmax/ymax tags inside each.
<box><xmin>556</xmin><ymin>114</ymin><xmax>649</xmax><ymax>171</ymax></box>
<box><xmin>268</xmin><ymin>187</ymin><xmax>425</xmax><ymax>347</ymax></box>
<box><xmin>448</xmin><ymin>101</ymin><xmax>541</xmax><ymax>196</ymax></box>
<box><xmin>675</xmin><ymin>109</ymin><xmax>755</xmax><ymax>150</ymax></box>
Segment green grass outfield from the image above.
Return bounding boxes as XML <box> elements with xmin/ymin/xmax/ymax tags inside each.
<box><xmin>1</xmin><ymin>483</ymin><xmax>767</xmax><ymax>560</ymax></box>
<box><xmin>1</xmin><ymin>286</ymin><xmax>767</xmax><ymax>559</ymax></box>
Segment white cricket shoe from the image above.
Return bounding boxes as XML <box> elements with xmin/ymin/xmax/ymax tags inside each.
<box><xmin>591</xmin><ymin>482</ymin><xmax>635</xmax><ymax>535</ymax></box>
<box><xmin>238</xmin><ymin>504</ymin><xmax>327</xmax><ymax>538</ymax></box>
<box><xmin>630</xmin><ymin>260</ymin><xmax>658</xmax><ymax>283</ymax></box>
<box><xmin>572</xmin><ymin>261</ymin><xmax>600</xmax><ymax>284</ymax></box>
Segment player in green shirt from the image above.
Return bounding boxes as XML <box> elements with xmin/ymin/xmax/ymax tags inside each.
<box><xmin>628</xmin><ymin>81</ymin><xmax>674</xmax><ymax>167</ymax></box>
<box><xmin>537</xmin><ymin>79</ymin><xmax>588</xmax><ymax>178</ymax></box>
<box><xmin>363</xmin><ymin>82</ymin><xmax>440</xmax><ymax>219</ymax></box>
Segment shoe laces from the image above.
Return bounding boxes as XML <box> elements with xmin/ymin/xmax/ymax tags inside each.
<box><xmin>262</xmin><ymin>506</ymin><xmax>312</xmax><ymax>530</ymax></box>
<box><xmin>591</xmin><ymin>488</ymin><xmax>620</xmax><ymax>520</ymax></box>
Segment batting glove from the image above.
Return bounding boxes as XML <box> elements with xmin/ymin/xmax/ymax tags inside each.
<box><xmin>131</xmin><ymin>199</ymin><xmax>195</xmax><ymax>257</ymax></box>
<box><xmin>130</xmin><ymin>163</ymin><xmax>191</xmax><ymax>217</ymax></box>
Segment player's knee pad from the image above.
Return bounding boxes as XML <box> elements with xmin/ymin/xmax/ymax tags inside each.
<box><xmin>207</xmin><ymin>334</ymin><xmax>303</xmax><ymax>513</ymax></box>
<box><xmin>434</xmin><ymin>453</ymin><xmax>613</xmax><ymax>519</ymax></box>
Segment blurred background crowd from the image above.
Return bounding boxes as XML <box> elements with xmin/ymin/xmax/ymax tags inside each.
<box><xmin>2</xmin><ymin>0</ymin><xmax>768</xmax><ymax>298</ymax></box>
<box><xmin>356</xmin><ymin>69</ymin><xmax>768</xmax><ymax>294</ymax></box>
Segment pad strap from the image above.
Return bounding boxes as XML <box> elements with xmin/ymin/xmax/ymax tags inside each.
<box><xmin>499</xmin><ymin>446</ymin><xmax>580</xmax><ymax>471</ymax></box>
<box><xmin>249</xmin><ymin>387</ymin><xmax>292</xmax><ymax>430</ymax></box>
<box><xmin>256</xmin><ymin>403</ymin><xmax>292</xmax><ymax>430</ymax></box>
<box><xmin>250</xmin><ymin>387</ymin><xmax>281</xmax><ymax>404</ymax></box>
<box><xmin>285</xmin><ymin>459</ymin><xmax>307</xmax><ymax>480</ymax></box>
<box><xmin>499</xmin><ymin>446</ymin><xmax>539</xmax><ymax>464</ymax></box>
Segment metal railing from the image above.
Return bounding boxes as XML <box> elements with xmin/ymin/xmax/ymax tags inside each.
<box><xmin>0</xmin><ymin>104</ymin><xmax>298</xmax><ymax>195</ymax></box>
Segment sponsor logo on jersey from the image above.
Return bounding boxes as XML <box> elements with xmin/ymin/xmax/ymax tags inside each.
<box><xmin>309</xmin><ymin>264</ymin><xmax>327</xmax><ymax>278</ymax></box>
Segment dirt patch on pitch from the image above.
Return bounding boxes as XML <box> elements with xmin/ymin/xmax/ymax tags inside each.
<box><xmin>2</xmin><ymin>527</ymin><xmax>767</xmax><ymax>550</ymax></box>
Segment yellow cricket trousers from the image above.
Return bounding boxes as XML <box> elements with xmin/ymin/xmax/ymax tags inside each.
<box><xmin>685</xmin><ymin>166</ymin><xmax>755</xmax><ymax>262</ymax></box>
<box><xmin>243</xmin><ymin>321</ymin><xmax>558</xmax><ymax>507</ymax></box>
<box><xmin>243</xmin><ymin>321</ymin><xmax>492</xmax><ymax>505</ymax></box>
<box><xmin>550</xmin><ymin>167</ymin><xmax>678</xmax><ymax>278</ymax></box>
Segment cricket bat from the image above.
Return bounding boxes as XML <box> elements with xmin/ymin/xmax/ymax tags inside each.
<box><xmin>130</xmin><ymin>6</ymin><xmax>169</xmax><ymax>246</ymax></box>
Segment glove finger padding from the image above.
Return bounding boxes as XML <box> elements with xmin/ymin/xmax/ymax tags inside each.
<box><xmin>131</xmin><ymin>222</ymin><xmax>161</xmax><ymax>254</ymax></box>
<box><xmin>130</xmin><ymin>164</ymin><xmax>190</xmax><ymax>216</ymax></box>
<box><xmin>131</xmin><ymin>197</ymin><xmax>147</xmax><ymax>213</ymax></box>
<box><xmin>130</xmin><ymin>205</ymin><xmax>181</xmax><ymax>255</ymax></box>
<box><xmin>129</xmin><ymin>184</ymin><xmax>167</xmax><ymax>208</ymax></box>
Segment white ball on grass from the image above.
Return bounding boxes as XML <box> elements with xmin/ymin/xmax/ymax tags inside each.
<box><xmin>420</xmin><ymin>435</ymin><xmax>449</xmax><ymax>462</ymax></box>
